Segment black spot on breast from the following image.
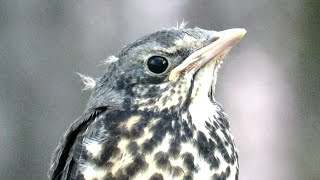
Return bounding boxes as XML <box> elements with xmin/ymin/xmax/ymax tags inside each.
<box><xmin>130</xmin><ymin>120</ymin><xmax>148</xmax><ymax>139</ymax></box>
<box><xmin>211</xmin><ymin>156</ymin><xmax>221</xmax><ymax>170</ymax></box>
<box><xmin>117</xmin><ymin>126</ymin><xmax>130</xmax><ymax>138</ymax></box>
<box><xmin>195</xmin><ymin>131</ymin><xmax>210</xmax><ymax>157</ymax></box>
<box><xmin>168</xmin><ymin>137</ymin><xmax>181</xmax><ymax>158</ymax></box>
<box><xmin>226</xmin><ymin>166</ymin><xmax>231</xmax><ymax>177</ymax></box>
<box><xmin>103</xmin><ymin>162</ymin><xmax>114</xmax><ymax>171</ymax></box>
<box><xmin>161</xmin><ymin>96</ymin><xmax>168</xmax><ymax>105</ymax></box>
<box><xmin>141</xmin><ymin>115</ymin><xmax>174</xmax><ymax>153</ymax></box>
<box><xmin>212</xmin><ymin>172</ymin><xmax>226</xmax><ymax>180</ymax></box>
<box><xmin>183</xmin><ymin>173</ymin><xmax>193</xmax><ymax>180</ymax></box>
<box><xmin>98</xmin><ymin>136</ymin><xmax>120</xmax><ymax>165</ymax></box>
<box><xmin>172</xmin><ymin>166</ymin><xmax>184</xmax><ymax>177</ymax></box>
<box><xmin>181</xmin><ymin>120</ymin><xmax>193</xmax><ymax>141</ymax></box>
<box><xmin>217</xmin><ymin>139</ymin><xmax>232</xmax><ymax>163</ymax></box>
<box><xmin>124</xmin><ymin>154</ymin><xmax>148</xmax><ymax>177</ymax></box>
<box><xmin>149</xmin><ymin>173</ymin><xmax>164</xmax><ymax>180</ymax></box>
<box><xmin>208</xmin><ymin>139</ymin><xmax>217</xmax><ymax>151</ymax></box>
<box><xmin>213</xmin><ymin>121</ymin><xmax>219</xmax><ymax>129</ymax></box>
<box><xmin>217</xmin><ymin>110</ymin><xmax>230</xmax><ymax>129</ymax></box>
<box><xmin>223</xmin><ymin>140</ymin><xmax>229</xmax><ymax>146</ymax></box>
<box><xmin>94</xmin><ymin>152</ymin><xmax>117</xmax><ymax>167</ymax></box>
<box><xmin>195</xmin><ymin>131</ymin><xmax>220</xmax><ymax>169</ymax></box>
<box><xmin>151</xmin><ymin>127</ymin><xmax>167</xmax><ymax>143</ymax></box>
<box><xmin>113</xmin><ymin>171</ymin><xmax>129</xmax><ymax>180</ymax></box>
<box><xmin>160</xmin><ymin>108</ymin><xmax>169</xmax><ymax>114</ymax></box>
<box><xmin>207</xmin><ymin>126</ymin><xmax>234</xmax><ymax>165</ymax></box>
<box><xmin>208</xmin><ymin>130</ymin><xmax>219</xmax><ymax>142</ymax></box>
<box><xmin>223</xmin><ymin>152</ymin><xmax>232</xmax><ymax>163</ymax></box>
<box><xmin>182</xmin><ymin>152</ymin><xmax>197</xmax><ymax>172</ymax></box>
<box><xmin>221</xmin><ymin>129</ymin><xmax>232</xmax><ymax>143</ymax></box>
<box><xmin>217</xmin><ymin>118</ymin><xmax>228</xmax><ymax>130</ymax></box>
<box><xmin>154</xmin><ymin>151</ymin><xmax>171</xmax><ymax>170</ymax></box>
<box><xmin>212</xmin><ymin>166</ymin><xmax>232</xmax><ymax>180</ymax></box>
<box><xmin>146</xmin><ymin>98</ymin><xmax>156</xmax><ymax>105</ymax></box>
<box><xmin>141</xmin><ymin>137</ymin><xmax>158</xmax><ymax>153</ymax></box>
<box><xmin>207</xmin><ymin>139</ymin><xmax>220</xmax><ymax>169</ymax></box>
<box><xmin>205</xmin><ymin>121</ymin><xmax>212</xmax><ymax>128</ymax></box>
<box><xmin>186</xmin><ymin>111</ymin><xmax>193</xmax><ymax>124</ymax></box>
<box><xmin>126</xmin><ymin>141</ymin><xmax>139</xmax><ymax>154</ymax></box>
<box><xmin>180</xmin><ymin>135</ymin><xmax>187</xmax><ymax>143</ymax></box>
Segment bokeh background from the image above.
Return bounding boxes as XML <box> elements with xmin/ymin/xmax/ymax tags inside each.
<box><xmin>0</xmin><ymin>0</ymin><xmax>319</xmax><ymax>179</ymax></box>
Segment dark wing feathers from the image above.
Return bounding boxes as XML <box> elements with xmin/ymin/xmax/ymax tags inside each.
<box><xmin>48</xmin><ymin>107</ymin><xmax>107</xmax><ymax>180</ymax></box>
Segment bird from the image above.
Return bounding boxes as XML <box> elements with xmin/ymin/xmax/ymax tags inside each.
<box><xmin>48</xmin><ymin>25</ymin><xmax>246</xmax><ymax>180</ymax></box>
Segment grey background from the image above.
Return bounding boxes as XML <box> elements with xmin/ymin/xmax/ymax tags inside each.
<box><xmin>0</xmin><ymin>0</ymin><xmax>319</xmax><ymax>179</ymax></box>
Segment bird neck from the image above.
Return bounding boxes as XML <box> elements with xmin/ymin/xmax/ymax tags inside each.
<box><xmin>179</xmin><ymin>95</ymin><xmax>239</xmax><ymax>179</ymax></box>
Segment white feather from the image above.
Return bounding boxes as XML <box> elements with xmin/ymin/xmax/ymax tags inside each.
<box><xmin>76</xmin><ymin>73</ymin><xmax>96</xmax><ymax>91</ymax></box>
<box><xmin>176</xmin><ymin>19</ymin><xmax>188</xmax><ymax>29</ymax></box>
<box><xmin>101</xmin><ymin>55</ymin><xmax>119</xmax><ymax>65</ymax></box>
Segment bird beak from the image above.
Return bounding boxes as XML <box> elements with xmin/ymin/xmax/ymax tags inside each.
<box><xmin>169</xmin><ymin>28</ymin><xmax>246</xmax><ymax>81</ymax></box>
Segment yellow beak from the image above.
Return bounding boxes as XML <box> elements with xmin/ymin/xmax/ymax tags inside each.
<box><xmin>169</xmin><ymin>28</ymin><xmax>246</xmax><ymax>81</ymax></box>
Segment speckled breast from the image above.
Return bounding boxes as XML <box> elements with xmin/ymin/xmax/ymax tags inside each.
<box><xmin>75</xmin><ymin>97</ymin><xmax>238</xmax><ymax>180</ymax></box>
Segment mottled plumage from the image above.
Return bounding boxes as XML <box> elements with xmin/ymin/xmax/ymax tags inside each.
<box><xmin>49</xmin><ymin>26</ymin><xmax>246</xmax><ymax>180</ymax></box>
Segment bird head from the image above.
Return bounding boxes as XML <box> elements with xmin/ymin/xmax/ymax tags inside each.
<box><xmin>86</xmin><ymin>27</ymin><xmax>246</xmax><ymax>112</ymax></box>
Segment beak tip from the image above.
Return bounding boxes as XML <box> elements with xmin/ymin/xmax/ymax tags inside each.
<box><xmin>238</xmin><ymin>28</ymin><xmax>247</xmax><ymax>37</ymax></box>
<box><xmin>231</xmin><ymin>28</ymin><xmax>247</xmax><ymax>38</ymax></box>
<box><xmin>218</xmin><ymin>28</ymin><xmax>247</xmax><ymax>39</ymax></box>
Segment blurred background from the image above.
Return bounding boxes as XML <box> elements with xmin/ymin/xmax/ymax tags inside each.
<box><xmin>0</xmin><ymin>0</ymin><xmax>319</xmax><ymax>179</ymax></box>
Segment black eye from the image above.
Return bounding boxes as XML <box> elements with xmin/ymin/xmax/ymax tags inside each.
<box><xmin>147</xmin><ymin>56</ymin><xmax>169</xmax><ymax>74</ymax></box>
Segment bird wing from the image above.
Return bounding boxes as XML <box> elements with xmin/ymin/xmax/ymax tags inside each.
<box><xmin>48</xmin><ymin>107</ymin><xmax>108</xmax><ymax>180</ymax></box>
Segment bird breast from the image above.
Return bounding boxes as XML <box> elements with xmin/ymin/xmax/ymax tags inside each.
<box><xmin>78</xmin><ymin>95</ymin><xmax>238</xmax><ymax>180</ymax></box>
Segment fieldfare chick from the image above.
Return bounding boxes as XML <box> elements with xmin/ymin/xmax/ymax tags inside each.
<box><xmin>48</xmin><ymin>26</ymin><xmax>246</xmax><ymax>180</ymax></box>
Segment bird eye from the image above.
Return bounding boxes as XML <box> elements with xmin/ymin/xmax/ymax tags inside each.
<box><xmin>147</xmin><ymin>56</ymin><xmax>169</xmax><ymax>74</ymax></box>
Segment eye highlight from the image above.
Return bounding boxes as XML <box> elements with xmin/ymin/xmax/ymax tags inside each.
<box><xmin>147</xmin><ymin>56</ymin><xmax>169</xmax><ymax>74</ymax></box>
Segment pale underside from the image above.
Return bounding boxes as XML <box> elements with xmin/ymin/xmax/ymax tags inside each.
<box><xmin>80</xmin><ymin>96</ymin><xmax>238</xmax><ymax>180</ymax></box>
